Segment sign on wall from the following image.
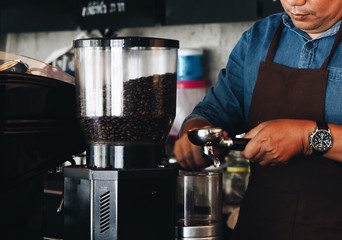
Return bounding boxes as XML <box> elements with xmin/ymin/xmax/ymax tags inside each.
<box><xmin>78</xmin><ymin>0</ymin><xmax>163</xmax><ymax>31</ymax></box>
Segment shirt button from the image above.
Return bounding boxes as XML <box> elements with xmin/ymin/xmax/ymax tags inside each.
<box><xmin>306</xmin><ymin>41</ymin><xmax>314</xmax><ymax>49</ymax></box>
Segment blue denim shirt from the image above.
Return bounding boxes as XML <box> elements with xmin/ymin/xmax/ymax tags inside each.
<box><xmin>184</xmin><ymin>13</ymin><xmax>342</xmax><ymax>135</ymax></box>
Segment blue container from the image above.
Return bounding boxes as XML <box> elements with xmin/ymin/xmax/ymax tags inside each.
<box><xmin>177</xmin><ymin>48</ymin><xmax>203</xmax><ymax>80</ymax></box>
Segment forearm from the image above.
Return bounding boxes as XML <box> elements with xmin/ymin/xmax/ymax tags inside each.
<box><xmin>241</xmin><ymin>119</ymin><xmax>342</xmax><ymax>165</ymax></box>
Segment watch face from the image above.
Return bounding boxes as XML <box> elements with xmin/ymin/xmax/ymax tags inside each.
<box><xmin>311</xmin><ymin>129</ymin><xmax>333</xmax><ymax>152</ymax></box>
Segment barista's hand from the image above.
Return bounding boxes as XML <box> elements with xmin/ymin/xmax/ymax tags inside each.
<box><xmin>173</xmin><ymin>132</ymin><xmax>207</xmax><ymax>170</ymax></box>
<box><xmin>241</xmin><ymin>119</ymin><xmax>315</xmax><ymax>166</ymax></box>
<box><xmin>172</xmin><ymin>119</ymin><xmax>214</xmax><ymax>170</ymax></box>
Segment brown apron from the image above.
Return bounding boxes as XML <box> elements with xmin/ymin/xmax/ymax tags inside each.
<box><xmin>232</xmin><ymin>22</ymin><xmax>342</xmax><ymax>240</ymax></box>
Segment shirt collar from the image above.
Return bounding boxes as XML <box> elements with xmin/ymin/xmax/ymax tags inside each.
<box><xmin>282</xmin><ymin>13</ymin><xmax>342</xmax><ymax>40</ymax></box>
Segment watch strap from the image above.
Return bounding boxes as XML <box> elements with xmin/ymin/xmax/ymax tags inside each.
<box><xmin>317</xmin><ymin>121</ymin><xmax>328</xmax><ymax>131</ymax></box>
<box><xmin>312</xmin><ymin>147</ymin><xmax>325</xmax><ymax>156</ymax></box>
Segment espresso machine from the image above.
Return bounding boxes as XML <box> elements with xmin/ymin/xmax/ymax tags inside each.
<box><xmin>63</xmin><ymin>37</ymin><xmax>179</xmax><ymax>240</ymax></box>
<box><xmin>0</xmin><ymin>51</ymin><xmax>86</xmax><ymax>239</ymax></box>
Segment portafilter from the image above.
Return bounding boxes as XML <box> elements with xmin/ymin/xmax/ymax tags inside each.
<box><xmin>188</xmin><ymin>128</ymin><xmax>250</xmax><ymax>167</ymax></box>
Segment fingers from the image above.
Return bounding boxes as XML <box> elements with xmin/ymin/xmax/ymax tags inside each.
<box><xmin>173</xmin><ymin>135</ymin><xmax>207</xmax><ymax>170</ymax></box>
<box><xmin>242</xmin><ymin>120</ymin><xmax>298</xmax><ymax>166</ymax></box>
<box><xmin>242</xmin><ymin>136</ymin><xmax>282</xmax><ymax>166</ymax></box>
<box><xmin>175</xmin><ymin>145</ymin><xmax>199</xmax><ymax>169</ymax></box>
<box><xmin>241</xmin><ymin>136</ymin><xmax>263</xmax><ymax>162</ymax></box>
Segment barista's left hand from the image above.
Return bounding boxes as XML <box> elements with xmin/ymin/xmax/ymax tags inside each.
<box><xmin>241</xmin><ymin>119</ymin><xmax>315</xmax><ymax>166</ymax></box>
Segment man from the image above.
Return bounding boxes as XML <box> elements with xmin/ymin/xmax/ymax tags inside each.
<box><xmin>173</xmin><ymin>0</ymin><xmax>342</xmax><ymax>239</ymax></box>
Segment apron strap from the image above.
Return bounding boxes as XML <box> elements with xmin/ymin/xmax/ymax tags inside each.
<box><xmin>321</xmin><ymin>23</ymin><xmax>342</xmax><ymax>69</ymax></box>
<box><xmin>265</xmin><ymin>20</ymin><xmax>284</xmax><ymax>63</ymax></box>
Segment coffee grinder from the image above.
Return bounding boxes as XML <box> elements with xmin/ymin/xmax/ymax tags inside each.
<box><xmin>63</xmin><ymin>37</ymin><xmax>179</xmax><ymax>240</ymax></box>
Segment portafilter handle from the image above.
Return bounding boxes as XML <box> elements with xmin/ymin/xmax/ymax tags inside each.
<box><xmin>187</xmin><ymin>127</ymin><xmax>250</xmax><ymax>167</ymax></box>
<box><xmin>220</xmin><ymin>137</ymin><xmax>250</xmax><ymax>151</ymax></box>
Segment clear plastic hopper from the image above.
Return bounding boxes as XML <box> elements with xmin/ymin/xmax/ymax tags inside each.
<box><xmin>74</xmin><ymin>37</ymin><xmax>179</xmax><ymax>168</ymax></box>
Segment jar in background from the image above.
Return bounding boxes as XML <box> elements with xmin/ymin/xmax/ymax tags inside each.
<box><xmin>167</xmin><ymin>48</ymin><xmax>206</xmax><ymax>159</ymax></box>
<box><xmin>223</xmin><ymin>151</ymin><xmax>250</xmax><ymax>205</ymax></box>
<box><xmin>177</xmin><ymin>48</ymin><xmax>204</xmax><ymax>80</ymax></box>
<box><xmin>170</xmin><ymin>80</ymin><xmax>207</xmax><ymax>136</ymax></box>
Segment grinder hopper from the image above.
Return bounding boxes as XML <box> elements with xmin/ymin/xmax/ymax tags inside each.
<box><xmin>74</xmin><ymin>37</ymin><xmax>179</xmax><ymax>169</ymax></box>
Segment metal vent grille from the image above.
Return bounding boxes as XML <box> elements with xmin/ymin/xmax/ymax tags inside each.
<box><xmin>99</xmin><ymin>191</ymin><xmax>111</xmax><ymax>233</ymax></box>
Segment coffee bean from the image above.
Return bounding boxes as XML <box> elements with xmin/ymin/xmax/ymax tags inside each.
<box><xmin>79</xmin><ymin>73</ymin><xmax>176</xmax><ymax>144</ymax></box>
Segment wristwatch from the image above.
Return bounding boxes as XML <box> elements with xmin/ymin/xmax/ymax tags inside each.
<box><xmin>309</xmin><ymin>121</ymin><xmax>333</xmax><ymax>154</ymax></box>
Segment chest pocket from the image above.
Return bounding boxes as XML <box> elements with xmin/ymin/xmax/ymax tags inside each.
<box><xmin>326</xmin><ymin>66</ymin><xmax>342</xmax><ymax>124</ymax></box>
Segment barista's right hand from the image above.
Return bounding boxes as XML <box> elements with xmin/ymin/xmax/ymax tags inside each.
<box><xmin>173</xmin><ymin>119</ymin><xmax>214</xmax><ymax>170</ymax></box>
<box><xmin>173</xmin><ymin>132</ymin><xmax>207</xmax><ymax>170</ymax></box>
